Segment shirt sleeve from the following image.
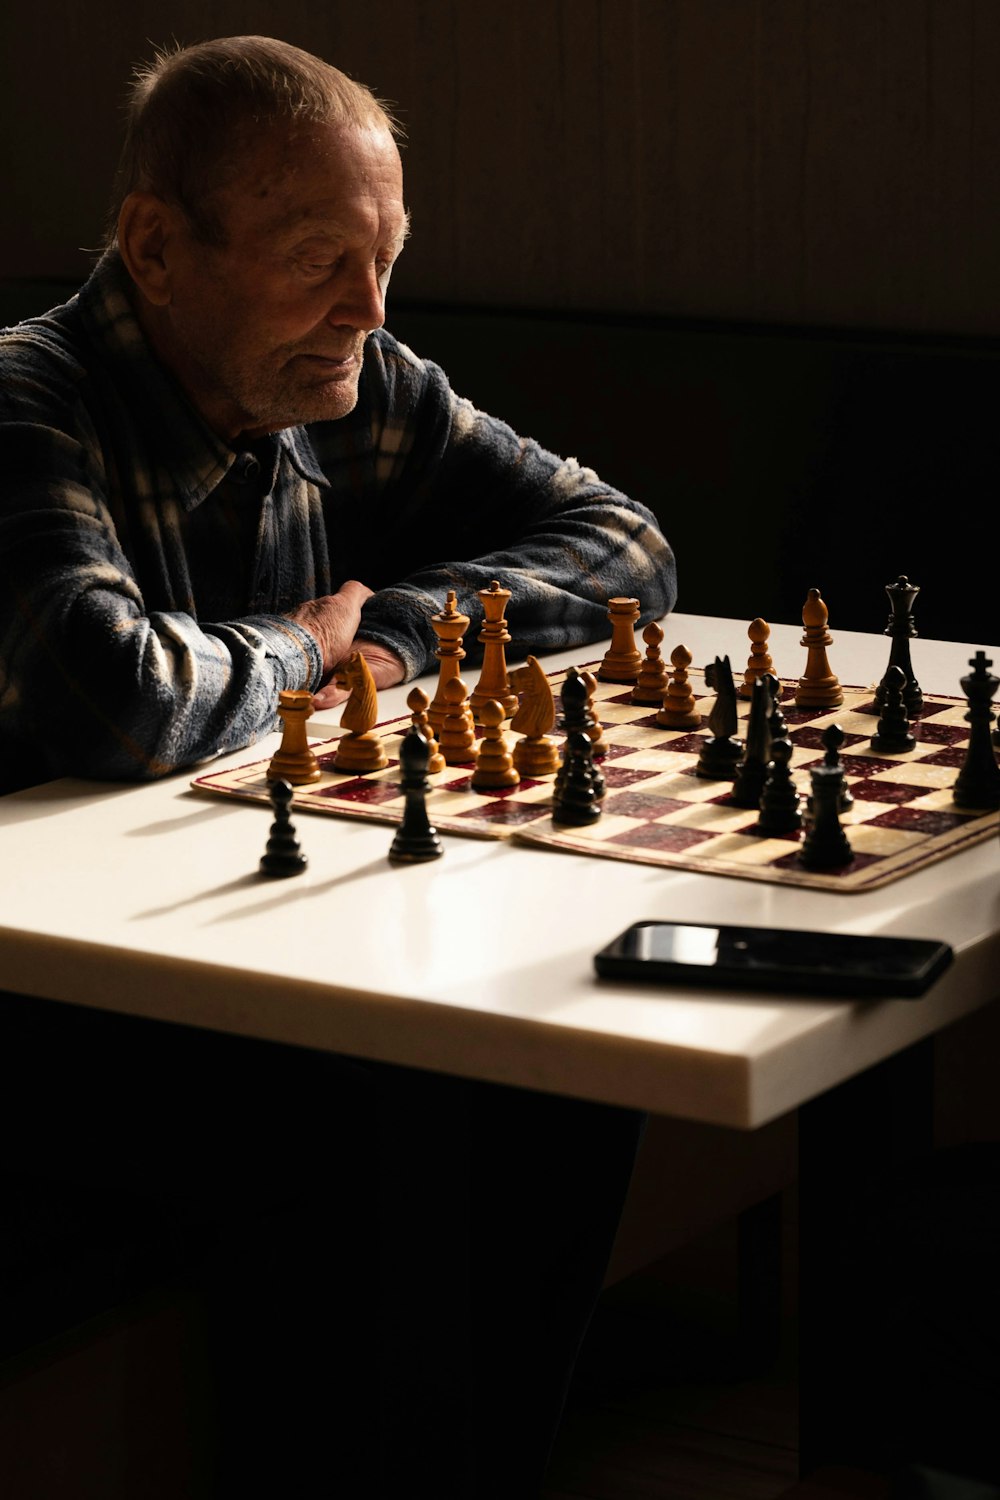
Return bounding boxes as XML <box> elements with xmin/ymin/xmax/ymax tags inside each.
<box><xmin>0</xmin><ymin>348</ymin><xmax>321</xmax><ymax>787</ymax></box>
<box><xmin>328</xmin><ymin>332</ymin><xmax>678</xmax><ymax>679</ymax></box>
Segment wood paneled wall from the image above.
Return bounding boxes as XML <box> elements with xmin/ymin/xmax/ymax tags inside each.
<box><xmin>2</xmin><ymin>0</ymin><xmax>999</xmax><ymax>336</ymax></box>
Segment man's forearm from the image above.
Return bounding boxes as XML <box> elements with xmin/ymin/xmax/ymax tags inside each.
<box><xmin>349</xmin><ymin>497</ymin><xmax>677</xmax><ymax>679</ymax></box>
<box><xmin>325</xmin><ymin>345</ymin><xmax>678</xmax><ymax>677</ymax></box>
<box><xmin>1</xmin><ymin>590</ymin><xmax>321</xmax><ymax>784</ymax></box>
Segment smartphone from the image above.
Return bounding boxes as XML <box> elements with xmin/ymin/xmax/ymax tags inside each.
<box><xmin>594</xmin><ymin>921</ymin><xmax>953</xmax><ymax>998</ymax></box>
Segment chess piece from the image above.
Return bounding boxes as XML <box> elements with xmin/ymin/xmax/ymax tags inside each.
<box><xmin>560</xmin><ymin>672</ymin><xmax>605</xmax><ymax>804</ymax></box>
<box><xmin>695</xmin><ymin>656</ymin><xmax>743</xmax><ymax>779</ymax></box>
<box><xmin>764</xmin><ymin>673</ymin><xmax>788</xmax><ymax>741</ymax></box>
<box><xmin>333</xmin><ymin>653</ymin><xmax>389</xmax><ymax>772</ymax></box>
<box><xmin>552</xmin><ymin>730</ymin><xmax>603</xmax><ymax>825</ymax></box>
<box><xmin>580</xmin><ymin>670</ymin><xmax>609</xmax><ymax>758</ymax></box>
<box><xmin>559</xmin><ymin>665</ymin><xmax>588</xmax><ymax>733</ymax></box>
<box><xmin>740</xmin><ymin>618</ymin><xmax>774</xmax><ymax>700</ymax></box>
<box><xmin>730</xmin><ymin>675</ymin><xmax>774</xmax><ymax>808</ymax></box>
<box><xmin>795</xmin><ymin>588</ymin><xmax>844</xmax><ymax>708</ymax></box>
<box><xmin>875</xmin><ymin>575</ymin><xmax>923</xmax><ymax>716</ymax></box>
<box><xmin>598</xmin><ymin>597</ymin><xmax>643</xmax><ymax>682</ymax></box>
<box><xmin>259</xmin><ymin>779</ymin><xmax>308</xmax><ymax>877</ymax></box>
<box><xmin>871</xmin><ymin>665</ymin><xmax>916</xmax><ymax>753</ymax></box>
<box><xmin>799</xmin><ymin>763</ymin><xmax>854</xmax><ymax>870</ymax></box>
<box><xmin>821</xmin><ymin>723</ymin><xmax>854</xmax><ymax>812</ymax></box>
<box><xmin>407</xmin><ymin>687</ymin><xmax>446</xmax><ymax>775</ymax></box>
<box><xmin>656</xmin><ymin>644</ymin><xmax>701</xmax><ymax>729</ymax></box>
<box><xmin>509</xmin><ymin>656</ymin><xmax>561</xmax><ymax>776</ymax></box>
<box><xmin>439</xmin><ymin>674</ymin><xmax>477</xmax><ymax>764</ymax></box>
<box><xmin>388</xmin><ymin>729</ymin><xmax>444</xmax><ymax>863</ymax></box>
<box><xmin>757</xmin><ymin>737</ymin><xmax>802</xmax><ymax>834</ymax></box>
<box><xmin>470</xmin><ymin>580</ymin><xmax>518</xmax><ymax>721</ymax></box>
<box><xmin>631</xmin><ymin>621</ymin><xmax>670</xmax><ymax>705</ymax></box>
<box><xmin>953</xmin><ymin>651</ymin><xmax>1000</xmax><ymax>812</ymax></box>
<box><xmin>429</xmin><ymin>590</ymin><xmax>470</xmax><ymax>732</ymax></box>
<box><xmin>471</xmin><ymin>699</ymin><xmax>520</xmax><ymax>789</ymax></box>
<box><xmin>560</xmin><ymin>668</ymin><xmax>605</xmax><ymax>798</ymax></box>
<box><xmin>268</xmin><ymin>689</ymin><xmax>321</xmax><ymax>785</ymax></box>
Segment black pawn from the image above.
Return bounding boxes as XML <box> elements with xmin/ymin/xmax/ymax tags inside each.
<box><xmin>757</xmin><ymin>737</ymin><xmax>802</xmax><ymax>834</ymax></box>
<box><xmin>806</xmin><ymin>728</ymin><xmax>852</xmax><ymax>818</ymax></box>
<box><xmin>560</xmin><ymin>668</ymin><xmax>605</xmax><ymax>798</ymax></box>
<box><xmin>696</xmin><ymin>655</ymin><xmax>743</xmax><ymax>780</ymax></box>
<box><xmin>731</xmin><ymin>675</ymin><xmax>774</xmax><ymax>808</ymax></box>
<box><xmin>822</xmin><ymin>723</ymin><xmax>854</xmax><ymax>812</ymax></box>
<box><xmin>871</xmin><ymin>665</ymin><xmax>915</xmax><ymax>753</ymax></box>
<box><xmin>764</xmin><ymin>673</ymin><xmax>789</xmax><ymax>741</ymax></box>
<box><xmin>553</xmin><ymin>729</ymin><xmax>603</xmax><ymax>826</ymax></box>
<box><xmin>800</xmin><ymin>764</ymin><xmax>854</xmax><ymax>870</ymax></box>
<box><xmin>953</xmin><ymin>651</ymin><xmax>1000</xmax><ymax>813</ymax></box>
<box><xmin>875</xmin><ymin>575</ymin><xmax>923</xmax><ymax>716</ymax></box>
<box><xmin>260</xmin><ymin>778</ymin><xmax>308</xmax><ymax>877</ymax></box>
<box><xmin>389</xmin><ymin>728</ymin><xmax>444</xmax><ymax>863</ymax></box>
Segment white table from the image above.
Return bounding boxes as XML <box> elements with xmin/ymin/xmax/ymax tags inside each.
<box><xmin>0</xmin><ymin>612</ymin><xmax>996</xmax><ymax>1132</ymax></box>
<box><xmin>2</xmin><ymin>610</ymin><xmax>997</xmax><ymax>1475</ymax></box>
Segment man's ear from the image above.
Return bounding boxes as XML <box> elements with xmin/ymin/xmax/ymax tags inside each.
<box><xmin>117</xmin><ymin>192</ymin><xmax>179</xmax><ymax>307</ymax></box>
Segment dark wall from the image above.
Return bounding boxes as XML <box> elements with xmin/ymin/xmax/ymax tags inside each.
<box><xmin>388</xmin><ymin>305</ymin><xmax>997</xmax><ymax>648</ymax></box>
<box><xmin>2</xmin><ymin>2</ymin><xmax>997</xmax><ymax>647</ymax></box>
<box><xmin>4</xmin><ymin>0</ymin><xmax>1000</xmax><ymax>336</ymax></box>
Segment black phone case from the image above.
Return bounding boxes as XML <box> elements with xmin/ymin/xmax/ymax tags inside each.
<box><xmin>594</xmin><ymin>921</ymin><xmax>953</xmax><ymax>998</ymax></box>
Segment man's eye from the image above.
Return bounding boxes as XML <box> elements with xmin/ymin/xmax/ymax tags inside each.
<box><xmin>296</xmin><ymin>255</ymin><xmax>395</xmax><ymax>283</ymax></box>
<box><xmin>293</xmin><ymin>252</ymin><xmax>340</xmax><ymax>276</ymax></box>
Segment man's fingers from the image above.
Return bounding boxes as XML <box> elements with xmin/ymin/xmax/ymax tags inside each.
<box><xmin>313</xmin><ymin>642</ymin><xmax>405</xmax><ymax>709</ymax></box>
<box><xmin>365</xmin><ymin>656</ymin><xmax>405</xmax><ymax>689</ymax></box>
<box><xmin>311</xmin><ymin>681</ymin><xmax>349</xmax><ymax>709</ymax></box>
<box><xmin>342</xmin><ymin>641</ymin><xmax>406</xmax><ymax>688</ymax></box>
<box><xmin>286</xmin><ymin>581</ymin><xmax>376</xmax><ymax>676</ymax></box>
<box><xmin>338</xmin><ymin>579</ymin><xmax>375</xmax><ymax>605</ymax></box>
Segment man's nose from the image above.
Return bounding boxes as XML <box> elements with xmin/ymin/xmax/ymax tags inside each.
<box><xmin>326</xmin><ymin>265</ymin><xmax>385</xmax><ymax>333</ymax></box>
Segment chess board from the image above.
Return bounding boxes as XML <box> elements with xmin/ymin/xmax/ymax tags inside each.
<box><xmin>191</xmin><ymin>664</ymin><xmax>999</xmax><ymax>893</ymax></box>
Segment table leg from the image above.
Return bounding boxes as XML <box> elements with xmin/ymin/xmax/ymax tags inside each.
<box><xmin>738</xmin><ymin>1191</ymin><xmax>784</xmax><ymax>1373</ymax></box>
<box><xmin>797</xmin><ymin>1037</ymin><xmax>935</xmax><ymax>1476</ymax></box>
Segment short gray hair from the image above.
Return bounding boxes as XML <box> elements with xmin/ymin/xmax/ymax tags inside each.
<box><xmin>107</xmin><ymin>35</ymin><xmax>400</xmax><ymax>247</ymax></box>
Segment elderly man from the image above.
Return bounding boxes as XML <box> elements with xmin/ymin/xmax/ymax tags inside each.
<box><xmin>0</xmin><ymin>35</ymin><xmax>675</xmax><ymax>1499</ymax></box>
<box><xmin>0</xmin><ymin>35</ymin><xmax>674</xmax><ymax>794</ymax></box>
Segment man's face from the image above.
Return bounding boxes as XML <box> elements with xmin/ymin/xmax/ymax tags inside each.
<box><xmin>157</xmin><ymin>120</ymin><xmax>407</xmax><ymax>441</ymax></box>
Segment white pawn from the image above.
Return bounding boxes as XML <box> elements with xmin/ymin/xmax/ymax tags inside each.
<box><xmin>471</xmin><ymin>699</ymin><xmax>520</xmax><ymax>789</ymax></box>
<box><xmin>631</xmin><ymin>622</ymin><xmax>670</xmax><ymax>705</ymax></box>
<box><xmin>439</xmin><ymin>674</ymin><xmax>476</xmax><ymax>764</ymax></box>
<box><xmin>656</xmin><ymin>644</ymin><xmax>701</xmax><ymax>729</ymax></box>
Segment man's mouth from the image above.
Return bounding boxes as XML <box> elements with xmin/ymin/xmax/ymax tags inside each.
<box><xmin>294</xmin><ymin>350</ymin><xmax>361</xmax><ymax>380</ymax></box>
<box><xmin>301</xmin><ymin>352</ymin><xmax>357</xmax><ymax>365</ymax></box>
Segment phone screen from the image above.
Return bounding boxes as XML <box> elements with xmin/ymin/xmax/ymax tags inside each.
<box><xmin>594</xmin><ymin>922</ymin><xmax>953</xmax><ymax>998</ymax></box>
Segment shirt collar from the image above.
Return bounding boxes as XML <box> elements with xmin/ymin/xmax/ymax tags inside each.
<box><xmin>77</xmin><ymin>252</ymin><xmax>330</xmax><ymax>508</ymax></box>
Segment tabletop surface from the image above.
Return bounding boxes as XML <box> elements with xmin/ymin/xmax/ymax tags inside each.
<box><xmin>2</xmin><ymin>611</ymin><xmax>997</xmax><ymax>1129</ymax></box>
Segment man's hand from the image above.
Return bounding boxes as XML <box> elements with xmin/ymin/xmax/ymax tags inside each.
<box><xmin>286</xmin><ymin>581</ymin><xmax>374</xmax><ymax>677</ymax></box>
<box><xmin>312</xmin><ymin>640</ymin><xmax>406</xmax><ymax>709</ymax></box>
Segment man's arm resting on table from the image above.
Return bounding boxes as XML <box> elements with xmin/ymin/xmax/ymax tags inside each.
<box><xmin>286</xmin><ymin>586</ymin><xmax>405</xmax><ymax>710</ymax></box>
<box><xmin>311</xmin><ymin>332</ymin><xmax>679</xmax><ymax>685</ymax></box>
<box><xmin>1</xmin><ymin>527</ymin><xmax>391</xmax><ymax>784</ymax></box>
<box><xmin>0</xmin><ymin>435</ymin><xmax>346</xmax><ymax>784</ymax></box>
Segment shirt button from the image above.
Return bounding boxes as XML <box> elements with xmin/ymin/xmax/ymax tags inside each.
<box><xmin>236</xmin><ymin>454</ymin><xmax>261</xmax><ymax>482</ymax></box>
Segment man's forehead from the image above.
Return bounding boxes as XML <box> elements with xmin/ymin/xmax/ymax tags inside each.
<box><xmin>225</xmin><ymin>121</ymin><xmax>405</xmax><ymax>237</ymax></box>
<box><xmin>246</xmin><ymin>118</ymin><xmax>400</xmax><ymax>182</ymax></box>
<box><xmin>256</xmin><ymin>201</ymin><xmax>410</xmax><ymax>248</ymax></box>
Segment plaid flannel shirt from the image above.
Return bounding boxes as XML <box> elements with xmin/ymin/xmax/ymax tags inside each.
<box><xmin>0</xmin><ymin>253</ymin><xmax>676</xmax><ymax>790</ymax></box>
